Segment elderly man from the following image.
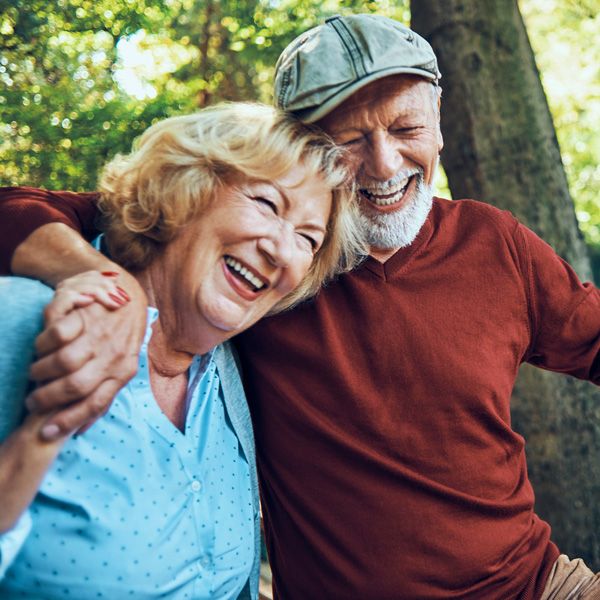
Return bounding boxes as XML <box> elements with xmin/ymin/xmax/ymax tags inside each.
<box><xmin>1</xmin><ymin>14</ymin><xmax>599</xmax><ymax>600</ymax></box>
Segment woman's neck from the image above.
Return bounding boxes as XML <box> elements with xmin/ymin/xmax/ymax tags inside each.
<box><xmin>135</xmin><ymin>262</ymin><xmax>221</xmax><ymax>362</ymax></box>
<box><xmin>141</xmin><ymin>278</ymin><xmax>194</xmax><ymax>376</ymax></box>
<box><xmin>133</xmin><ymin>267</ymin><xmax>196</xmax><ymax>431</ymax></box>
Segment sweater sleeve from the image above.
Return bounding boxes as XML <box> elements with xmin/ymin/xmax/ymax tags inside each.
<box><xmin>0</xmin><ymin>187</ymin><xmax>102</xmax><ymax>275</ymax></box>
<box><xmin>518</xmin><ymin>223</ymin><xmax>600</xmax><ymax>384</ymax></box>
<box><xmin>0</xmin><ymin>278</ymin><xmax>55</xmax><ymax>576</ymax></box>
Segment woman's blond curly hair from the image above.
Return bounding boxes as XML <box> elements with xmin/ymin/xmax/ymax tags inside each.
<box><xmin>98</xmin><ymin>102</ymin><xmax>365</xmax><ymax>313</ymax></box>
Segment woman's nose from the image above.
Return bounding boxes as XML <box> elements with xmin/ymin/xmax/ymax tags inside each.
<box><xmin>257</xmin><ymin>220</ymin><xmax>294</xmax><ymax>268</ymax></box>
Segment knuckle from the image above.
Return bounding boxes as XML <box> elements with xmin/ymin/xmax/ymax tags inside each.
<box><xmin>43</xmin><ymin>302</ymin><xmax>61</xmax><ymax>323</ymax></box>
<box><xmin>111</xmin><ymin>343</ymin><xmax>128</xmax><ymax>359</ymax></box>
<box><xmin>120</xmin><ymin>356</ymin><xmax>139</xmax><ymax>380</ymax></box>
<box><xmin>55</xmin><ymin>405</ymin><xmax>89</xmax><ymax>433</ymax></box>
<box><xmin>55</xmin><ymin>349</ymin><xmax>80</xmax><ymax>372</ymax></box>
<box><xmin>88</xmin><ymin>396</ymin><xmax>109</xmax><ymax>417</ymax></box>
<box><xmin>63</xmin><ymin>372</ymin><xmax>89</xmax><ymax>396</ymax></box>
<box><xmin>27</xmin><ymin>388</ymin><xmax>45</xmax><ymax>408</ymax></box>
<box><xmin>50</xmin><ymin>323</ymin><xmax>71</xmax><ymax>345</ymax></box>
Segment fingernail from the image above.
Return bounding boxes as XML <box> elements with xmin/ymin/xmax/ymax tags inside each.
<box><xmin>101</xmin><ymin>271</ymin><xmax>119</xmax><ymax>277</ymax></box>
<box><xmin>108</xmin><ymin>292</ymin><xmax>126</xmax><ymax>305</ymax></box>
<box><xmin>116</xmin><ymin>286</ymin><xmax>131</xmax><ymax>301</ymax></box>
<box><xmin>41</xmin><ymin>424</ymin><xmax>61</xmax><ymax>441</ymax></box>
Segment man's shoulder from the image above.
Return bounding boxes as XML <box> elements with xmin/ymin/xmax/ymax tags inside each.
<box><xmin>432</xmin><ymin>196</ymin><xmax>519</xmax><ymax>236</ymax></box>
<box><xmin>433</xmin><ymin>196</ymin><xmax>513</xmax><ymax>218</ymax></box>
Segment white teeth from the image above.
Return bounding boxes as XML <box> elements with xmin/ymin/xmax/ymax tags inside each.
<box><xmin>371</xmin><ymin>193</ymin><xmax>402</xmax><ymax>206</ymax></box>
<box><xmin>361</xmin><ymin>176</ymin><xmax>412</xmax><ymax>206</ymax></box>
<box><xmin>224</xmin><ymin>257</ymin><xmax>265</xmax><ymax>291</ymax></box>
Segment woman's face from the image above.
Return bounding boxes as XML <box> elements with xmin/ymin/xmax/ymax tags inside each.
<box><xmin>159</xmin><ymin>163</ymin><xmax>332</xmax><ymax>350</ymax></box>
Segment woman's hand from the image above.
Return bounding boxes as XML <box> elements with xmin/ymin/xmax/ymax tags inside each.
<box><xmin>49</xmin><ymin>269</ymin><xmax>132</xmax><ymax>315</ymax></box>
<box><xmin>25</xmin><ymin>270</ymin><xmax>147</xmax><ymax>441</ymax></box>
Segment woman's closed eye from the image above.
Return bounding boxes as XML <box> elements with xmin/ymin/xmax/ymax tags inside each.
<box><xmin>296</xmin><ymin>232</ymin><xmax>320</xmax><ymax>254</ymax></box>
<box><xmin>253</xmin><ymin>196</ymin><xmax>278</xmax><ymax>215</ymax></box>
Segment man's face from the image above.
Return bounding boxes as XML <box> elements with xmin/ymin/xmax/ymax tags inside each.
<box><xmin>316</xmin><ymin>75</ymin><xmax>443</xmax><ymax>254</ymax></box>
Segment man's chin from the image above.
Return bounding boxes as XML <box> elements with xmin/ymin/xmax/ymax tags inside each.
<box><xmin>358</xmin><ymin>186</ymin><xmax>433</xmax><ymax>250</ymax></box>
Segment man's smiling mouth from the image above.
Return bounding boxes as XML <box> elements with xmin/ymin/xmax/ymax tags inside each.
<box><xmin>224</xmin><ymin>256</ymin><xmax>268</xmax><ymax>292</ymax></box>
<box><xmin>360</xmin><ymin>174</ymin><xmax>414</xmax><ymax>207</ymax></box>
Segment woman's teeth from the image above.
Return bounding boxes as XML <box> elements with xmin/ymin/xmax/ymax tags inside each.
<box><xmin>225</xmin><ymin>257</ymin><xmax>265</xmax><ymax>291</ymax></box>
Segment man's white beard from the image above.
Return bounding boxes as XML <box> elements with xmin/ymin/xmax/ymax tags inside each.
<box><xmin>357</xmin><ymin>170</ymin><xmax>434</xmax><ymax>250</ymax></box>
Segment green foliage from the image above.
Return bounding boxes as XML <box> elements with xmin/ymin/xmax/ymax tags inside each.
<box><xmin>521</xmin><ymin>0</ymin><xmax>600</xmax><ymax>249</ymax></box>
<box><xmin>0</xmin><ymin>0</ymin><xmax>407</xmax><ymax>190</ymax></box>
<box><xmin>0</xmin><ymin>0</ymin><xmax>169</xmax><ymax>188</ymax></box>
<box><xmin>0</xmin><ymin>0</ymin><xmax>597</xmax><ymax>258</ymax></box>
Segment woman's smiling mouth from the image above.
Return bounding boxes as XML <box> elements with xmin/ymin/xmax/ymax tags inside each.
<box><xmin>224</xmin><ymin>255</ymin><xmax>269</xmax><ymax>297</ymax></box>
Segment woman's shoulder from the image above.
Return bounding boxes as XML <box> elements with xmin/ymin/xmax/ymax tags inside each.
<box><xmin>0</xmin><ymin>276</ymin><xmax>54</xmax><ymax>316</ymax></box>
<box><xmin>0</xmin><ymin>277</ymin><xmax>52</xmax><ymax>345</ymax></box>
<box><xmin>0</xmin><ymin>277</ymin><xmax>54</xmax><ymax>441</ymax></box>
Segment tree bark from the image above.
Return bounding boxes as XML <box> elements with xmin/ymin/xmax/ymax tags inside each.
<box><xmin>411</xmin><ymin>0</ymin><xmax>600</xmax><ymax>568</ymax></box>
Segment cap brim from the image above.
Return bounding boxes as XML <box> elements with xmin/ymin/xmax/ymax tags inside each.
<box><xmin>294</xmin><ymin>67</ymin><xmax>438</xmax><ymax>124</ymax></box>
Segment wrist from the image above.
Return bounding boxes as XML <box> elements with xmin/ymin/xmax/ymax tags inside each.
<box><xmin>11</xmin><ymin>223</ymin><xmax>113</xmax><ymax>287</ymax></box>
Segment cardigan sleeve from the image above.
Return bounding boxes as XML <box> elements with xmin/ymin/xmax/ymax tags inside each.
<box><xmin>0</xmin><ymin>277</ymin><xmax>54</xmax><ymax>441</ymax></box>
<box><xmin>0</xmin><ymin>278</ymin><xmax>55</xmax><ymax>576</ymax></box>
<box><xmin>0</xmin><ymin>512</ymin><xmax>32</xmax><ymax>579</ymax></box>
<box><xmin>0</xmin><ymin>187</ymin><xmax>101</xmax><ymax>275</ymax></box>
<box><xmin>518</xmin><ymin>223</ymin><xmax>600</xmax><ymax>384</ymax></box>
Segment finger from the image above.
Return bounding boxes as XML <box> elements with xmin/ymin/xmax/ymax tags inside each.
<box><xmin>35</xmin><ymin>311</ymin><xmax>85</xmax><ymax>357</ymax></box>
<box><xmin>22</xmin><ymin>410</ymin><xmax>72</xmax><ymax>443</ymax></box>
<box><xmin>39</xmin><ymin>379</ymin><xmax>124</xmax><ymax>441</ymax></box>
<box><xmin>55</xmin><ymin>272</ymin><xmax>130</xmax><ymax>312</ymax></box>
<box><xmin>44</xmin><ymin>290</ymin><xmax>96</xmax><ymax>322</ymax></box>
<box><xmin>26</xmin><ymin>356</ymin><xmax>111</xmax><ymax>412</ymax></box>
<box><xmin>29</xmin><ymin>334</ymin><xmax>96</xmax><ymax>382</ymax></box>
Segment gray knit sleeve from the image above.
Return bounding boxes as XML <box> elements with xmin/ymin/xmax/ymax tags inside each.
<box><xmin>0</xmin><ymin>277</ymin><xmax>53</xmax><ymax>442</ymax></box>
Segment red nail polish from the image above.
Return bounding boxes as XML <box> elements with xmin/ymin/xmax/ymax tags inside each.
<box><xmin>108</xmin><ymin>292</ymin><xmax>126</xmax><ymax>305</ymax></box>
<box><xmin>101</xmin><ymin>271</ymin><xmax>119</xmax><ymax>277</ymax></box>
<box><xmin>116</xmin><ymin>286</ymin><xmax>131</xmax><ymax>301</ymax></box>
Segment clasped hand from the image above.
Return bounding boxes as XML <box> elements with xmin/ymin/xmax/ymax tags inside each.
<box><xmin>26</xmin><ymin>270</ymin><xmax>147</xmax><ymax>440</ymax></box>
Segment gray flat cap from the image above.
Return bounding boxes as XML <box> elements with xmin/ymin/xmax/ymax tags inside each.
<box><xmin>274</xmin><ymin>14</ymin><xmax>441</xmax><ymax>123</ymax></box>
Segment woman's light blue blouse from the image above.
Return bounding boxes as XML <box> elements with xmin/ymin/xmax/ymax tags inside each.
<box><xmin>0</xmin><ymin>308</ymin><xmax>255</xmax><ymax>599</ymax></box>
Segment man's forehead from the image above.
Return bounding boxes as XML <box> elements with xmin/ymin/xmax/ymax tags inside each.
<box><xmin>357</xmin><ymin>73</ymin><xmax>430</xmax><ymax>100</ymax></box>
<box><xmin>320</xmin><ymin>75</ymin><xmax>433</xmax><ymax>126</ymax></box>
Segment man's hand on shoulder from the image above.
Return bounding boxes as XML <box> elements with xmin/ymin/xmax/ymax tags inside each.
<box><xmin>26</xmin><ymin>270</ymin><xmax>148</xmax><ymax>440</ymax></box>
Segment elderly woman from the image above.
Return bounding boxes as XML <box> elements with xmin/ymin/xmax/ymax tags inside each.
<box><xmin>0</xmin><ymin>102</ymin><xmax>361</xmax><ymax>599</ymax></box>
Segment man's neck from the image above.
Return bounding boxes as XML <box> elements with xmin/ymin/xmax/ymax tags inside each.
<box><xmin>369</xmin><ymin>246</ymin><xmax>400</xmax><ymax>263</ymax></box>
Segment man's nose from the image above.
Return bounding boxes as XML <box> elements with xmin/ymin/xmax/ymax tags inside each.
<box><xmin>365</xmin><ymin>132</ymin><xmax>402</xmax><ymax>181</ymax></box>
<box><xmin>257</xmin><ymin>219</ymin><xmax>294</xmax><ymax>269</ymax></box>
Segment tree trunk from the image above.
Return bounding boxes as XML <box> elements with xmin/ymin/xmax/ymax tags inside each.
<box><xmin>411</xmin><ymin>0</ymin><xmax>600</xmax><ymax>568</ymax></box>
